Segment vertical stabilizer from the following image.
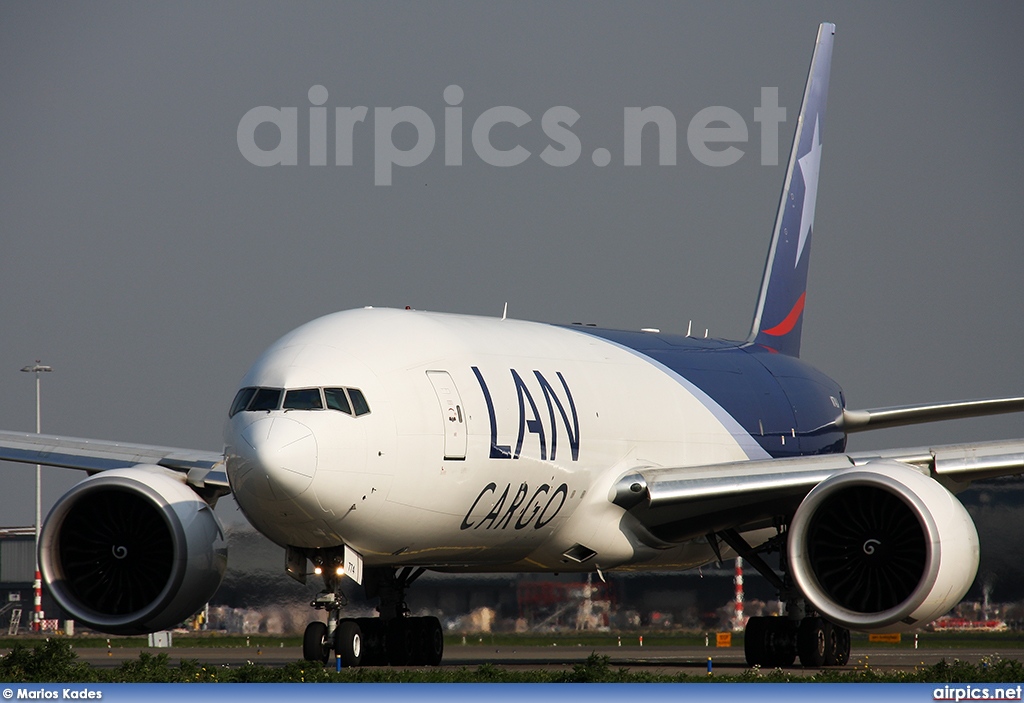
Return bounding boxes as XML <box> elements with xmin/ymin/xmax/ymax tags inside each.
<box><xmin>748</xmin><ymin>23</ymin><xmax>834</xmax><ymax>357</ymax></box>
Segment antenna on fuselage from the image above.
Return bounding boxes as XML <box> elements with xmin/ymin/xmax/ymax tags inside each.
<box><xmin>501</xmin><ymin>302</ymin><xmax>508</xmax><ymax>320</ymax></box>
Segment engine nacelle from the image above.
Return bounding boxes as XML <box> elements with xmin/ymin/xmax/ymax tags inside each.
<box><xmin>40</xmin><ymin>466</ymin><xmax>227</xmax><ymax>634</ymax></box>
<box><xmin>788</xmin><ymin>460</ymin><xmax>978</xmax><ymax>632</ymax></box>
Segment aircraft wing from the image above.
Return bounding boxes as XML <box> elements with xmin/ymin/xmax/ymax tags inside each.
<box><xmin>612</xmin><ymin>438</ymin><xmax>1024</xmax><ymax>544</ymax></box>
<box><xmin>0</xmin><ymin>430</ymin><xmax>228</xmax><ymax>492</ymax></box>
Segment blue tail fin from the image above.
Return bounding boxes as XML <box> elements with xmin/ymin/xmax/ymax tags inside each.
<box><xmin>748</xmin><ymin>22</ymin><xmax>834</xmax><ymax>357</ymax></box>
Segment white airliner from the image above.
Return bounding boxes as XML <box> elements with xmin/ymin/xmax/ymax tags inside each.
<box><xmin>1</xmin><ymin>22</ymin><xmax>1022</xmax><ymax>669</ymax></box>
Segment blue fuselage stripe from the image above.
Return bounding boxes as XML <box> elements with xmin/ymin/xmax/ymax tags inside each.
<box><xmin>559</xmin><ymin>326</ymin><xmax>847</xmax><ymax>459</ymax></box>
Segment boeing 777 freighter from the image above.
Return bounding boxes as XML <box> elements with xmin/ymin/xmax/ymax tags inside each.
<box><xmin>1</xmin><ymin>23</ymin><xmax>1022</xmax><ymax>668</ymax></box>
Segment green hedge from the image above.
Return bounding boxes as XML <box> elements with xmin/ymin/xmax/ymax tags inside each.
<box><xmin>3</xmin><ymin>639</ymin><xmax>1024</xmax><ymax>683</ymax></box>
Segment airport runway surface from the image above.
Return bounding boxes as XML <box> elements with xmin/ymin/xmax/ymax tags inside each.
<box><xmin>59</xmin><ymin>643</ymin><xmax>1024</xmax><ymax>675</ymax></box>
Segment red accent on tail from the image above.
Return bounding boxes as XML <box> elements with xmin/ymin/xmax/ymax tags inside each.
<box><xmin>762</xmin><ymin>292</ymin><xmax>806</xmax><ymax>337</ymax></box>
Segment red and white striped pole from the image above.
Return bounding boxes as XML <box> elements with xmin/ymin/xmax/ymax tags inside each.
<box><xmin>733</xmin><ymin>557</ymin><xmax>744</xmax><ymax>631</ymax></box>
<box><xmin>33</xmin><ymin>570</ymin><xmax>43</xmax><ymax>631</ymax></box>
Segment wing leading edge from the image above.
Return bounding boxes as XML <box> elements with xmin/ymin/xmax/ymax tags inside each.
<box><xmin>0</xmin><ymin>430</ymin><xmax>228</xmax><ymax>493</ymax></box>
<box><xmin>612</xmin><ymin>438</ymin><xmax>1024</xmax><ymax>544</ymax></box>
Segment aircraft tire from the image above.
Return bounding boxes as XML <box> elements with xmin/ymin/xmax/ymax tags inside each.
<box><xmin>302</xmin><ymin>621</ymin><xmax>331</xmax><ymax>664</ymax></box>
<box><xmin>826</xmin><ymin>624</ymin><xmax>850</xmax><ymax>666</ymax></box>
<box><xmin>335</xmin><ymin>619</ymin><xmax>363</xmax><ymax>667</ymax></box>
<box><xmin>767</xmin><ymin>618</ymin><xmax>797</xmax><ymax>667</ymax></box>
<box><xmin>422</xmin><ymin>616</ymin><xmax>444</xmax><ymax>666</ymax></box>
<box><xmin>797</xmin><ymin>617</ymin><xmax>829</xmax><ymax>668</ymax></box>
<box><xmin>356</xmin><ymin>617</ymin><xmax>386</xmax><ymax>666</ymax></box>
<box><xmin>745</xmin><ymin>616</ymin><xmax>796</xmax><ymax>667</ymax></box>
<box><xmin>744</xmin><ymin>616</ymin><xmax>768</xmax><ymax>666</ymax></box>
<box><xmin>386</xmin><ymin>619</ymin><xmax>415</xmax><ymax>666</ymax></box>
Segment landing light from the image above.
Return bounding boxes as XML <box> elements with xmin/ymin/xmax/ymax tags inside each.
<box><xmin>313</xmin><ymin>566</ymin><xmax>323</xmax><ymax>576</ymax></box>
<box><xmin>335</xmin><ymin>566</ymin><xmax>345</xmax><ymax>577</ymax></box>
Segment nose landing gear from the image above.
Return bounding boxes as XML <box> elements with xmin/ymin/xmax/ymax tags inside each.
<box><xmin>300</xmin><ymin>564</ymin><xmax>444</xmax><ymax>667</ymax></box>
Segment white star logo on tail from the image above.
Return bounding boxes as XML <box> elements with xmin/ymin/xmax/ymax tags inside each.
<box><xmin>795</xmin><ymin>116</ymin><xmax>822</xmax><ymax>267</ymax></box>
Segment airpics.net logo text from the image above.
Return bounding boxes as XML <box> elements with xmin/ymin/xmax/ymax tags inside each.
<box><xmin>237</xmin><ymin>85</ymin><xmax>790</xmax><ymax>186</ymax></box>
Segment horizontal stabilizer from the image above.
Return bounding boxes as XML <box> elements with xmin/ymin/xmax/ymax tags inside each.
<box><xmin>841</xmin><ymin>396</ymin><xmax>1024</xmax><ymax>432</ymax></box>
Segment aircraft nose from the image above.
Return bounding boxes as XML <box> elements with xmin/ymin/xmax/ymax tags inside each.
<box><xmin>236</xmin><ymin>416</ymin><xmax>319</xmax><ymax>499</ymax></box>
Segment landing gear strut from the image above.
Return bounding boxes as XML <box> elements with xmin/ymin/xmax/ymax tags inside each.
<box><xmin>714</xmin><ymin>528</ymin><xmax>851</xmax><ymax>668</ymax></box>
<box><xmin>301</xmin><ymin>563</ymin><xmax>444</xmax><ymax>667</ymax></box>
<box><xmin>302</xmin><ymin>586</ymin><xmax>347</xmax><ymax>665</ymax></box>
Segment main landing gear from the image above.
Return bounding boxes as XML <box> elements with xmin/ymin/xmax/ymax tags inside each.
<box><xmin>712</xmin><ymin>528</ymin><xmax>851</xmax><ymax>668</ymax></box>
<box><xmin>743</xmin><ymin>615</ymin><xmax>850</xmax><ymax>667</ymax></box>
<box><xmin>301</xmin><ymin>565</ymin><xmax>444</xmax><ymax>667</ymax></box>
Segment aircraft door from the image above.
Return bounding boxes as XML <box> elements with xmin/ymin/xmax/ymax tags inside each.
<box><xmin>426</xmin><ymin>370</ymin><xmax>467</xmax><ymax>460</ymax></box>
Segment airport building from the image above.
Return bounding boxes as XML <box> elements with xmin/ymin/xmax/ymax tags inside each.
<box><xmin>0</xmin><ymin>527</ymin><xmax>61</xmax><ymax>634</ymax></box>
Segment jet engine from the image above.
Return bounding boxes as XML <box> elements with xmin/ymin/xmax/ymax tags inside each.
<box><xmin>39</xmin><ymin>466</ymin><xmax>227</xmax><ymax>634</ymax></box>
<box><xmin>788</xmin><ymin>460</ymin><xmax>978</xmax><ymax>633</ymax></box>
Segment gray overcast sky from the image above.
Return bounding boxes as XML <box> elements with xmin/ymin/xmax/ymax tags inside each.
<box><xmin>0</xmin><ymin>2</ymin><xmax>1021</xmax><ymax>530</ymax></box>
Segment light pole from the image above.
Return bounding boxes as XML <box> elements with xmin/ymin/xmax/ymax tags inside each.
<box><xmin>21</xmin><ymin>361</ymin><xmax>52</xmax><ymax>632</ymax></box>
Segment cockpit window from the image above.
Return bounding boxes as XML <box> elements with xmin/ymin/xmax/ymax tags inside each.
<box><xmin>283</xmin><ymin>388</ymin><xmax>323</xmax><ymax>410</ymax></box>
<box><xmin>229</xmin><ymin>387</ymin><xmax>257</xmax><ymax>417</ymax></box>
<box><xmin>231</xmin><ymin>385</ymin><xmax>368</xmax><ymax>417</ymax></box>
<box><xmin>324</xmin><ymin>388</ymin><xmax>352</xmax><ymax>415</ymax></box>
<box><xmin>349</xmin><ymin>388</ymin><xmax>371</xmax><ymax>416</ymax></box>
<box><xmin>248</xmin><ymin>387</ymin><xmax>283</xmax><ymax>412</ymax></box>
